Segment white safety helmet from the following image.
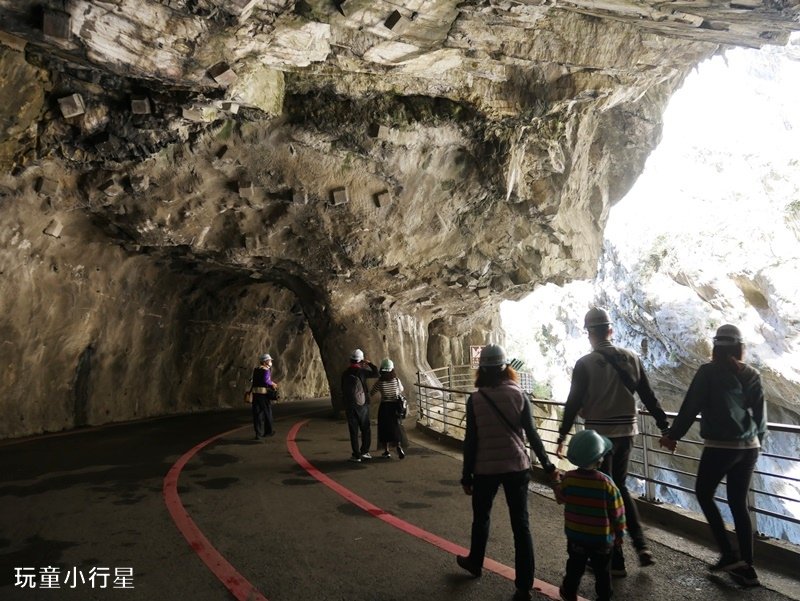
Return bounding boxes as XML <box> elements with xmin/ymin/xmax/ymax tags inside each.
<box><xmin>259</xmin><ymin>353</ymin><xmax>272</xmax><ymax>362</ymax></box>
<box><xmin>350</xmin><ymin>348</ymin><xmax>365</xmax><ymax>362</ymax></box>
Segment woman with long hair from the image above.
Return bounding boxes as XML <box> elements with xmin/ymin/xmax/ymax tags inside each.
<box><xmin>370</xmin><ymin>358</ymin><xmax>406</xmax><ymax>459</ymax></box>
<box><xmin>660</xmin><ymin>324</ymin><xmax>767</xmax><ymax>587</ymax></box>
<box><xmin>456</xmin><ymin>344</ymin><xmax>558</xmax><ymax>601</ymax></box>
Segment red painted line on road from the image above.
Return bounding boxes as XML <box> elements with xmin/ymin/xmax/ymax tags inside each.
<box><xmin>287</xmin><ymin>419</ymin><xmax>574</xmax><ymax>601</ymax></box>
<box><xmin>163</xmin><ymin>425</ymin><xmax>269</xmax><ymax>601</ymax></box>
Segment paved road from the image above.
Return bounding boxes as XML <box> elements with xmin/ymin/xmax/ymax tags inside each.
<box><xmin>1</xmin><ymin>399</ymin><xmax>798</xmax><ymax>601</ymax></box>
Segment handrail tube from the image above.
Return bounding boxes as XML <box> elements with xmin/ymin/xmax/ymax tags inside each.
<box><xmin>414</xmin><ymin>366</ymin><xmax>800</xmax><ymax>545</ymax></box>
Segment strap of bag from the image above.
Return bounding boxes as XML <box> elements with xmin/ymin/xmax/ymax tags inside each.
<box><xmin>477</xmin><ymin>390</ymin><xmax>526</xmax><ymax>449</ymax></box>
<box><xmin>594</xmin><ymin>349</ymin><xmax>637</xmax><ymax>393</ymax></box>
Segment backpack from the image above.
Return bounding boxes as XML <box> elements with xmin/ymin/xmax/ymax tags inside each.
<box><xmin>343</xmin><ymin>371</ymin><xmax>366</xmax><ymax>406</ymax></box>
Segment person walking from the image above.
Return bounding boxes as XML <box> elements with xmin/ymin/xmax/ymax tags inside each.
<box><xmin>456</xmin><ymin>344</ymin><xmax>559</xmax><ymax>601</ymax></box>
<box><xmin>248</xmin><ymin>353</ymin><xmax>277</xmax><ymax>440</ymax></box>
<box><xmin>555</xmin><ymin>429</ymin><xmax>626</xmax><ymax>601</ymax></box>
<box><xmin>341</xmin><ymin>348</ymin><xmax>379</xmax><ymax>463</ymax></box>
<box><xmin>370</xmin><ymin>358</ymin><xmax>406</xmax><ymax>459</ymax></box>
<box><xmin>659</xmin><ymin>324</ymin><xmax>766</xmax><ymax>587</ymax></box>
<box><xmin>555</xmin><ymin>307</ymin><xmax>669</xmax><ymax>577</ymax></box>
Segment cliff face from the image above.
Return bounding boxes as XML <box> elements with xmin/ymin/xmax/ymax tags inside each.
<box><xmin>1</xmin><ymin>1</ymin><xmax>799</xmax><ymax>437</ymax></box>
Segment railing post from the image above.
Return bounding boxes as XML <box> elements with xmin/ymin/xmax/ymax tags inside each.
<box><xmin>442</xmin><ymin>388</ymin><xmax>448</xmax><ymax>436</ymax></box>
<box><xmin>447</xmin><ymin>364</ymin><xmax>452</xmax><ymax>389</ymax></box>
<box><xmin>641</xmin><ymin>413</ymin><xmax>658</xmax><ymax>502</ymax></box>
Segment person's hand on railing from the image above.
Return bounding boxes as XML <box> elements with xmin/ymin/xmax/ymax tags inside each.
<box><xmin>556</xmin><ymin>440</ymin><xmax>566</xmax><ymax>459</ymax></box>
<box><xmin>659</xmin><ymin>435</ymin><xmax>677</xmax><ymax>453</ymax></box>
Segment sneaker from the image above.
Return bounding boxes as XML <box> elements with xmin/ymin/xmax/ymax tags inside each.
<box><xmin>638</xmin><ymin>548</ymin><xmax>655</xmax><ymax>567</ymax></box>
<box><xmin>381</xmin><ymin>451</ymin><xmax>392</xmax><ymax>458</ymax></box>
<box><xmin>558</xmin><ymin>587</ymin><xmax>577</xmax><ymax>601</ymax></box>
<box><xmin>610</xmin><ymin>566</ymin><xmax>627</xmax><ymax>578</ymax></box>
<box><xmin>709</xmin><ymin>555</ymin><xmax>746</xmax><ymax>573</ymax></box>
<box><xmin>729</xmin><ymin>565</ymin><xmax>760</xmax><ymax>587</ymax></box>
<box><xmin>397</xmin><ymin>445</ymin><xmax>406</xmax><ymax>460</ymax></box>
<box><xmin>456</xmin><ymin>555</ymin><xmax>482</xmax><ymax>578</ymax></box>
<box><xmin>360</xmin><ymin>452</ymin><xmax>373</xmax><ymax>460</ymax></box>
<box><xmin>349</xmin><ymin>455</ymin><xmax>361</xmax><ymax>463</ymax></box>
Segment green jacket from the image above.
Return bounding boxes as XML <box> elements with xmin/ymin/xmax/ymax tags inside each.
<box><xmin>668</xmin><ymin>362</ymin><xmax>767</xmax><ymax>445</ymax></box>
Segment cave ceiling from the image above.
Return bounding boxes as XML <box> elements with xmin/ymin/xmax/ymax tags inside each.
<box><xmin>2</xmin><ymin>0</ymin><xmax>799</xmax><ymax>337</ymax></box>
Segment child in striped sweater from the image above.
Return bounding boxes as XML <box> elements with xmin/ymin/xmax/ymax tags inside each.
<box><xmin>555</xmin><ymin>430</ymin><xmax>626</xmax><ymax>601</ymax></box>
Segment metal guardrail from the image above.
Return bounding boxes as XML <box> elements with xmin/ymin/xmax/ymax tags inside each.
<box><xmin>415</xmin><ymin>366</ymin><xmax>800</xmax><ymax>545</ymax></box>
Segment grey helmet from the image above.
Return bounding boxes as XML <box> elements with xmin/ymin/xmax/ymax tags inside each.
<box><xmin>713</xmin><ymin>324</ymin><xmax>743</xmax><ymax>346</ymax></box>
<box><xmin>479</xmin><ymin>344</ymin><xmax>507</xmax><ymax>368</ymax></box>
<box><xmin>259</xmin><ymin>353</ymin><xmax>273</xmax><ymax>362</ymax></box>
<box><xmin>584</xmin><ymin>307</ymin><xmax>611</xmax><ymax>329</ymax></box>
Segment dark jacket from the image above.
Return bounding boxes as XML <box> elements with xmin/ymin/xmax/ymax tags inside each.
<box><xmin>341</xmin><ymin>361</ymin><xmax>379</xmax><ymax>407</ymax></box>
<box><xmin>668</xmin><ymin>361</ymin><xmax>767</xmax><ymax>445</ymax></box>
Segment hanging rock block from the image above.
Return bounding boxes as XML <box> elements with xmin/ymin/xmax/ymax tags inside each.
<box><xmin>58</xmin><ymin>94</ymin><xmax>85</xmax><ymax>118</ymax></box>
<box><xmin>239</xmin><ymin>181</ymin><xmax>256</xmax><ymax>199</ymax></box>
<box><xmin>43</xmin><ymin>219</ymin><xmax>63</xmax><ymax>238</ymax></box>
<box><xmin>334</xmin><ymin>0</ymin><xmax>351</xmax><ymax>17</ymax></box>
<box><xmin>224</xmin><ymin>0</ymin><xmax>260</xmax><ymax>22</ymax></box>
<box><xmin>131</xmin><ymin>96</ymin><xmax>151</xmax><ymax>115</ymax></box>
<box><xmin>36</xmin><ymin>177</ymin><xmax>60</xmax><ymax>197</ymax></box>
<box><xmin>208</xmin><ymin>62</ymin><xmax>238</xmax><ymax>87</ymax></box>
<box><xmin>99</xmin><ymin>179</ymin><xmax>123</xmax><ymax>197</ymax></box>
<box><xmin>384</xmin><ymin>10</ymin><xmax>404</xmax><ymax>31</ymax></box>
<box><xmin>374</xmin><ymin>190</ymin><xmax>391</xmax><ymax>208</ymax></box>
<box><xmin>331</xmin><ymin>188</ymin><xmax>349</xmax><ymax>206</ymax></box>
<box><xmin>43</xmin><ymin>10</ymin><xmax>72</xmax><ymax>41</ymax></box>
<box><xmin>220</xmin><ymin>101</ymin><xmax>240</xmax><ymax>114</ymax></box>
<box><xmin>292</xmin><ymin>189</ymin><xmax>308</xmax><ymax>205</ymax></box>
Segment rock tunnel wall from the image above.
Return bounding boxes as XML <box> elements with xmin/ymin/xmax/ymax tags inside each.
<box><xmin>0</xmin><ymin>179</ymin><xmax>328</xmax><ymax>439</ymax></box>
<box><xmin>2</xmin><ymin>1</ymin><xmax>800</xmax><ymax>438</ymax></box>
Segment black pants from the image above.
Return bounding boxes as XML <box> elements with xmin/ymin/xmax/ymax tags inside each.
<box><xmin>562</xmin><ymin>540</ymin><xmax>613</xmax><ymax>601</ymax></box>
<box><xmin>599</xmin><ymin>436</ymin><xmax>643</xmax><ymax>568</ymax></box>
<box><xmin>467</xmin><ymin>470</ymin><xmax>534</xmax><ymax>593</ymax></box>
<box><xmin>252</xmin><ymin>394</ymin><xmax>273</xmax><ymax>438</ymax></box>
<box><xmin>346</xmin><ymin>403</ymin><xmax>371</xmax><ymax>456</ymax></box>
<box><xmin>695</xmin><ymin>447</ymin><xmax>759</xmax><ymax>564</ymax></box>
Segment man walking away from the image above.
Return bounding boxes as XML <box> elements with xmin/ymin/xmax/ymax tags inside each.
<box><xmin>342</xmin><ymin>349</ymin><xmax>379</xmax><ymax>463</ymax></box>
<box><xmin>556</xmin><ymin>308</ymin><xmax>670</xmax><ymax>577</ymax></box>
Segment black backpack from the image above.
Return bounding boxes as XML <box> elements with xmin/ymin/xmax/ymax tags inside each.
<box><xmin>343</xmin><ymin>371</ymin><xmax>366</xmax><ymax>406</ymax></box>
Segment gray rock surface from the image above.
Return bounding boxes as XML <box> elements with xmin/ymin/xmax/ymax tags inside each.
<box><xmin>1</xmin><ymin>1</ymin><xmax>799</xmax><ymax>437</ymax></box>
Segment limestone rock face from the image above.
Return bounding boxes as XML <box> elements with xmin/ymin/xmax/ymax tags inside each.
<box><xmin>1</xmin><ymin>1</ymin><xmax>798</xmax><ymax>437</ymax></box>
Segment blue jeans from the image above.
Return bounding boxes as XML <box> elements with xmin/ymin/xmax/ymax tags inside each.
<box><xmin>695</xmin><ymin>447</ymin><xmax>759</xmax><ymax>564</ymax></box>
<box><xmin>346</xmin><ymin>404</ymin><xmax>371</xmax><ymax>456</ymax></box>
<box><xmin>467</xmin><ymin>470</ymin><xmax>534</xmax><ymax>592</ymax></box>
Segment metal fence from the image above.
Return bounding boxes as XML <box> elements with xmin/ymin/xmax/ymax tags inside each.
<box><xmin>415</xmin><ymin>366</ymin><xmax>800</xmax><ymax>545</ymax></box>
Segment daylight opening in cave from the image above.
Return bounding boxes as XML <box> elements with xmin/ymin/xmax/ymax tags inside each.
<box><xmin>501</xmin><ymin>36</ymin><xmax>800</xmax><ymax>542</ymax></box>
